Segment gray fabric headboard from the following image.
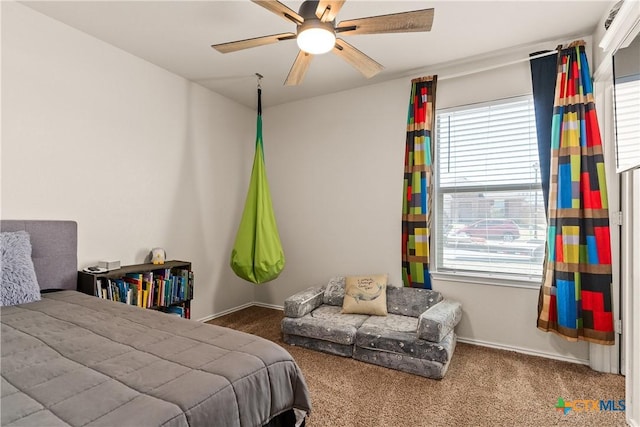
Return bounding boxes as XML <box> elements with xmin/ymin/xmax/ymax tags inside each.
<box><xmin>1</xmin><ymin>220</ymin><xmax>78</xmax><ymax>291</ymax></box>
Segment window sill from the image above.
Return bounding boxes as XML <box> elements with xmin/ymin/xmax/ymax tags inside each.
<box><xmin>431</xmin><ymin>270</ymin><xmax>542</xmax><ymax>290</ymax></box>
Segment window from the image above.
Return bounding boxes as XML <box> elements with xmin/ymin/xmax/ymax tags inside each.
<box><xmin>435</xmin><ymin>96</ymin><xmax>545</xmax><ymax>279</ymax></box>
<box><xmin>613</xmin><ymin>77</ymin><xmax>640</xmax><ymax>172</ymax></box>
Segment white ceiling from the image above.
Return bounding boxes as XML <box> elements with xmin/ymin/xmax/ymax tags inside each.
<box><xmin>20</xmin><ymin>0</ymin><xmax>615</xmax><ymax>108</ymax></box>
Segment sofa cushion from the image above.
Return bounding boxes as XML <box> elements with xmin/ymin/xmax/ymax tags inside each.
<box><xmin>353</xmin><ymin>337</ymin><xmax>456</xmax><ymax>379</ymax></box>
<box><xmin>417</xmin><ymin>299</ymin><xmax>463</xmax><ymax>343</ymax></box>
<box><xmin>282</xmin><ymin>334</ymin><xmax>353</xmax><ymax>357</ymax></box>
<box><xmin>323</xmin><ymin>276</ymin><xmax>345</xmax><ymax>306</ymax></box>
<box><xmin>283</xmin><ymin>286</ymin><xmax>325</xmax><ymax>318</ymax></box>
<box><xmin>281</xmin><ymin>305</ymin><xmax>369</xmax><ymax>345</ymax></box>
<box><xmin>355</xmin><ymin>327</ymin><xmax>455</xmax><ymax>364</ymax></box>
<box><xmin>386</xmin><ymin>286</ymin><xmax>443</xmax><ymax>318</ymax></box>
<box><xmin>341</xmin><ymin>274</ymin><xmax>388</xmax><ymax>316</ymax></box>
<box><xmin>309</xmin><ymin>305</ymin><xmax>368</xmax><ymax>324</ymax></box>
<box><xmin>360</xmin><ymin>313</ymin><xmax>418</xmax><ymax>333</ymax></box>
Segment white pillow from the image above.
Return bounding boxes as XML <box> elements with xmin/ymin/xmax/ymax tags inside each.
<box><xmin>1</xmin><ymin>231</ymin><xmax>41</xmax><ymax>306</ymax></box>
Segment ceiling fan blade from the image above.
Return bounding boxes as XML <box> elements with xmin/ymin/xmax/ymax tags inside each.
<box><xmin>333</xmin><ymin>38</ymin><xmax>383</xmax><ymax>79</ymax></box>
<box><xmin>336</xmin><ymin>8</ymin><xmax>434</xmax><ymax>35</ymax></box>
<box><xmin>315</xmin><ymin>0</ymin><xmax>346</xmax><ymax>22</ymax></box>
<box><xmin>285</xmin><ymin>51</ymin><xmax>313</xmax><ymax>86</ymax></box>
<box><xmin>212</xmin><ymin>33</ymin><xmax>296</xmax><ymax>54</ymax></box>
<box><xmin>252</xmin><ymin>0</ymin><xmax>303</xmax><ymax>25</ymax></box>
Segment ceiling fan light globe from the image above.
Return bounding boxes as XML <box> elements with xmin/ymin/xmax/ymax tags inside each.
<box><xmin>297</xmin><ymin>22</ymin><xmax>336</xmax><ymax>55</ymax></box>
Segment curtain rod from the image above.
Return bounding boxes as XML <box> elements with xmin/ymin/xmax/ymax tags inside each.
<box><xmin>437</xmin><ymin>49</ymin><xmax>559</xmax><ymax>82</ymax></box>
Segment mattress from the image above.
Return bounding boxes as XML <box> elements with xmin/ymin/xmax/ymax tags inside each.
<box><xmin>1</xmin><ymin>291</ymin><xmax>311</xmax><ymax>427</ymax></box>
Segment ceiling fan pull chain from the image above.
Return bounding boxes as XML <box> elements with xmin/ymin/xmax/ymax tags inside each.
<box><xmin>256</xmin><ymin>72</ymin><xmax>263</xmax><ymax>89</ymax></box>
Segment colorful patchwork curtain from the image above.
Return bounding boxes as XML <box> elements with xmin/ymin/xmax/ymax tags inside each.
<box><xmin>537</xmin><ymin>42</ymin><xmax>614</xmax><ymax>345</ymax></box>
<box><xmin>402</xmin><ymin>76</ymin><xmax>437</xmax><ymax>289</ymax></box>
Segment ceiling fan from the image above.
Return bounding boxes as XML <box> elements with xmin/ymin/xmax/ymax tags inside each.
<box><xmin>211</xmin><ymin>0</ymin><xmax>434</xmax><ymax>86</ymax></box>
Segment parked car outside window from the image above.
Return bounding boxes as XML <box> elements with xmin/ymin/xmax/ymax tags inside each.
<box><xmin>444</xmin><ymin>219</ymin><xmax>544</xmax><ymax>262</ymax></box>
<box><xmin>457</xmin><ymin>219</ymin><xmax>521</xmax><ymax>242</ymax></box>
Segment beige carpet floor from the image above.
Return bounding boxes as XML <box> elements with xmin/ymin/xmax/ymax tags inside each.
<box><xmin>207</xmin><ymin>306</ymin><xmax>626</xmax><ymax>427</ymax></box>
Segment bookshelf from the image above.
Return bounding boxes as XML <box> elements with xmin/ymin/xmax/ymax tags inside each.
<box><xmin>77</xmin><ymin>260</ymin><xmax>193</xmax><ymax>319</ymax></box>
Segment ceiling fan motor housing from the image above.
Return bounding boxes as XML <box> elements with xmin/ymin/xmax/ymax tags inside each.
<box><xmin>297</xmin><ymin>0</ymin><xmax>336</xmax><ymax>37</ymax></box>
<box><xmin>299</xmin><ymin>1</ymin><xmax>325</xmax><ymax>21</ymax></box>
<box><xmin>296</xmin><ymin>1</ymin><xmax>336</xmax><ymax>54</ymax></box>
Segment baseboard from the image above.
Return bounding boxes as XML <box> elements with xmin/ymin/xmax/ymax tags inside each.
<box><xmin>253</xmin><ymin>301</ymin><xmax>284</xmax><ymax>311</ymax></box>
<box><xmin>196</xmin><ymin>302</ymin><xmax>255</xmax><ymax>323</ymax></box>
<box><xmin>457</xmin><ymin>337</ymin><xmax>590</xmax><ymax>365</ymax></box>
<box><xmin>196</xmin><ymin>301</ymin><xmax>283</xmax><ymax>323</ymax></box>
<box><xmin>199</xmin><ymin>303</ymin><xmax>590</xmax><ymax>366</ymax></box>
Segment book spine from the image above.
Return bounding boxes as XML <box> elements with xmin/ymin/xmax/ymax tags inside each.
<box><xmin>189</xmin><ymin>271</ymin><xmax>194</xmax><ymax>300</ymax></box>
<box><xmin>143</xmin><ymin>272</ymin><xmax>153</xmax><ymax>308</ymax></box>
<box><xmin>179</xmin><ymin>269</ymin><xmax>188</xmax><ymax>301</ymax></box>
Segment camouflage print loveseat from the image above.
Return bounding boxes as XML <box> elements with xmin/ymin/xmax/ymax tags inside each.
<box><xmin>281</xmin><ymin>277</ymin><xmax>462</xmax><ymax>379</ymax></box>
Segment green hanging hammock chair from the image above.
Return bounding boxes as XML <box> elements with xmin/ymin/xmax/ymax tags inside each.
<box><xmin>230</xmin><ymin>87</ymin><xmax>285</xmax><ymax>284</ymax></box>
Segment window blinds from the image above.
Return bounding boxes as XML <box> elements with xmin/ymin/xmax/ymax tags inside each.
<box><xmin>435</xmin><ymin>97</ymin><xmax>545</xmax><ymax>279</ymax></box>
<box><xmin>614</xmin><ymin>78</ymin><xmax>640</xmax><ymax>172</ymax></box>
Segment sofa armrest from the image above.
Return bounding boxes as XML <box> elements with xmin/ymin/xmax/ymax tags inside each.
<box><xmin>417</xmin><ymin>299</ymin><xmax>462</xmax><ymax>343</ymax></box>
<box><xmin>283</xmin><ymin>286</ymin><xmax>325</xmax><ymax>318</ymax></box>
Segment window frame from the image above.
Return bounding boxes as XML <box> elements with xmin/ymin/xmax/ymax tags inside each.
<box><xmin>432</xmin><ymin>95</ymin><xmax>545</xmax><ymax>288</ymax></box>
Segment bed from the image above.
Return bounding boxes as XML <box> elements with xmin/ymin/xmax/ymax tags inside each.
<box><xmin>0</xmin><ymin>220</ymin><xmax>311</xmax><ymax>427</ymax></box>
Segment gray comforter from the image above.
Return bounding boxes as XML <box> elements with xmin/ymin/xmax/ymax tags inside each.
<box><xmin>1</xmin><ymin>291</ymin><xmax>310</xmax><ymax>426</ymax></box>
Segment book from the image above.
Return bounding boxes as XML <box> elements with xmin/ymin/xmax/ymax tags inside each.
<box><xmin>179</xmin><ymin>269</ymin><xmax>189</xmax><ymax>300</ymax></box>
<box><xmin>124</xmin><ymin>273</ymin><xmax>143</xmax><ymax>307</ymax></box>
<box><xmin>127</xmin><ymin>284</ymin><xmax>138</xmax><ymax>306</ymax></box>
<box><xmin>115</xmin><ymin>279</ymin><xmax>128</xmax><ymax>304</ymax></box>
<box><xmin>96</xmin><ymin>278</ymin><xmax>108</xmax><ymax>298</ymax></box>
<box><xmin>106</xmin><ymin>279</ymin><xmax>113</xmax><ymax>301</ymax></box>
<box><xmin>165</xmin><ymin>305</ymin><xmax>184</xmax><ymax>318</ymax></box>
<box><xmin>143</xmin><ymin>272</ymin><xmax>154</xmax><ymax>308</ymax></box>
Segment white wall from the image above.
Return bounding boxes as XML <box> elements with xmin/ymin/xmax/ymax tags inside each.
<box><xmin>257</xmin><ymin>56</ymin><xmax>590</xmax><ymax>363</ymax></box>
<box><xmin>0</xmin><ymin>1</ymin><xmax>257</xmax><ymax>320</ymax></box>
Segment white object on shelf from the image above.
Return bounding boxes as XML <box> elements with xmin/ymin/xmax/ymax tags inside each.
<box><xmin>98</xmin><ymin>260</ymin><xmax>120</xmax><ymax>271</ymax></box>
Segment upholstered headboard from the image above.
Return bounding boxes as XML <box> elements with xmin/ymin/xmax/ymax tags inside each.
<box><xmin>1</xmin><ymin>220</ymin><xmax>78</xmax><ymax>291</ymax></box>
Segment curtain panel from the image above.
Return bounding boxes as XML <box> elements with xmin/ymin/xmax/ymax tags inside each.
<box><xmin>536</xmin><ymin>42</ymin><xmax>614</xmax><ymax>345</ymax></box>
<box><xmin>402</xmin><ymin>76</ymin><xmax>437</xmax><ymax>289</ymax></box>
<box><xmin>529</xmin><ymin>49</ymin><xmax>560</xmax><ymax>215</ymax></box>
